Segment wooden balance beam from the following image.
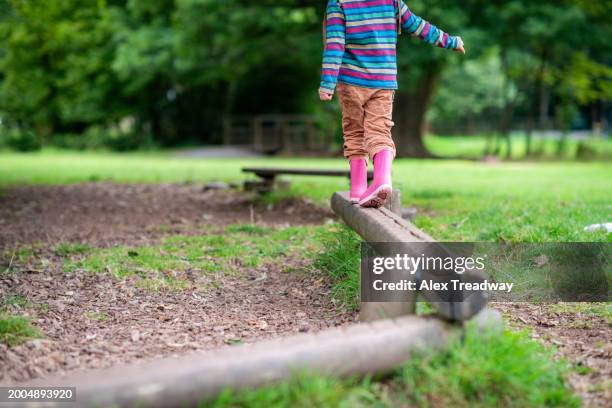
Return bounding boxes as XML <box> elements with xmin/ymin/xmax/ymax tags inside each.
<box><xmin>26</xmin><ymin>311</ymin><xmax>501</xmax><ymax>408</ymax></box>
<box><xmin>20</xmin><ymin>191</ymin><xmax>496</xmax><ymax>407</ymax></box>
<box><xmin>242</xmin><ymin>167</ymin><xmax>374</xmax><ymax>193</ymax></box>
<box><xmin>331</xmin><ymin>191</ymin><xmax>488</xmax><ymax>322</ymax></box>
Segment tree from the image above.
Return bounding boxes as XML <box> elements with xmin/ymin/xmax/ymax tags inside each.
<box><xmin>429</xmin><ymin>52</ymin><xmax>505</xmax><ymax>135</ymax></box>
<box><xmin>1</xmin><ymin>0</ymin><xmax>609</xmax><ymax>152</ymax></box>
<box><xmin>0</xmin><ymin>0</ymin><xmax>117</xmax><ymax>136</ymax></box>
<box><xmin>393</xmin><ymin>0</ymin><xmax>472</xmax><ymax>157</ymax></box>
<box><xmin>394</xmin><ymin>0</ymin><xmax>611</xmax><ymax>158</ymax></box>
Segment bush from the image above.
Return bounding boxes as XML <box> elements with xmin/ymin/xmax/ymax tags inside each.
<box><xmin>85</xmin><ymin>126</ymin><xmax>154</xmax><ymax>152</ymax></box>
<box><xmin>105</xmin><ymin>131</ymin><xmax>153</xmax><ymax>151</ymax></box>
<box><xmin>2</xmin><ymin>129</ymin><xmax>41</xmax><ymax>152</ymax></box>
<box><xmin>47</xmin><ymin>127</ymin><xmax>155</xmax><ymax>151</ymax></box>
<box><xmin>48</xmin><ymin>132</ymin><xmax>101</xmax><ymax>150</ymax></box>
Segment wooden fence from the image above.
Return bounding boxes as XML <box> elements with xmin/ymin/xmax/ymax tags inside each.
<box><xmin>223</xmin><ymin>115</ymin><xmax>334</xmax><ymax>154</ymax></box>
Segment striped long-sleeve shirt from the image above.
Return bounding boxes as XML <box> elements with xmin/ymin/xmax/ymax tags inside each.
<box><xmin>320</xmin><ymin>0</ymin><xmax>462</xmax><ymax>94</ymax></box>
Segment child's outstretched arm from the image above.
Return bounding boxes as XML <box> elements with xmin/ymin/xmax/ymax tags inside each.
<box><xmin>319</xmin><ymin>0</ymin><xmax>346</xmax><ymax>101</ymax></box>
<box><xmin>398</xmin><ymin>1</ymin><xmax>465</xmax><ymax>53</ymax></box>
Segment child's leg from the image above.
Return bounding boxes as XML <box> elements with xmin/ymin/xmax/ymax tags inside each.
<box><xmin>363</xmin><ymin>89</ymin><xmax>396</xmax><ymax>159</ymax></box>
<box><xmin>358</xmin><ymin>89</ymin><xmax>395</xmax><ymax>208</ymax></box>
<box><xmin>337</xmin><ymin>83</ymin><xmax>368</xmax><ymax>202</ymax></box>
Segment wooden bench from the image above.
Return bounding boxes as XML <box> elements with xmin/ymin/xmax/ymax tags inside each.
<box><xmin>242</xmin><ymin>167</ymin><xmax>374</xmax><ymax>193</ymax></box>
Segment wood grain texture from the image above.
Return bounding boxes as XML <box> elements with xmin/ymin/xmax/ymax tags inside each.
<box><xmin>331</xmin><ymin>191</ymin><xmax>487</xmax><ymax>322</ymax></box>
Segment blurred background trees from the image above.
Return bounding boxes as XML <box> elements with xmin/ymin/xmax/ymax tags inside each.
<box><xmin>0</xmin><ymin>0</ymin><xmax>610</xmax><ymax>157</ymax></box>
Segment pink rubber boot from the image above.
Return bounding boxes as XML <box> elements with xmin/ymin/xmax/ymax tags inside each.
<box><xmin>358</xmin><ymin>149</ymin><xmax>393</xmax><ymax>208</ymax></box>
<box><xmin>349</xmin><ymin>158</ymin><xmax>367</xmax><ymax>203</ymax></box>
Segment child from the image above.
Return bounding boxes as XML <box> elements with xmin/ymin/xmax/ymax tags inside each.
<box><xmin>319</xmin><ymin>0</ymin><xmax>465</xmax><ymax>207</ymax></box>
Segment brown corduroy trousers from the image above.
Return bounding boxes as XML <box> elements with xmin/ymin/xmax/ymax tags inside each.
<box><xmin>336</xmin><ymin>82</ymin><xmax>396</xmax><ymax>161</ymax></box>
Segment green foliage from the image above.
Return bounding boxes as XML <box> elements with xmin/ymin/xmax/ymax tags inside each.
<box><xmin>429</xmin><ymin>53</ymin><xmax>505</xmax><ymax>126</ymax></box>
<box><xmin>0</xmin><ymin>0</ymin><xmax>324</xmax><ymax>147</ymax></box>
<box><xmin>0</xmin><ymin>0</ymin><xmax>609</xmax><ymax>152</ymax></box>
<box><xmin>545</xmin><ymin>243</ymin><xmax>610</xmax><ymax>301</ymax></box>
<box><xmin>84</xmin><ymin>311</ymin><xmax>108</xmax><ymax>322</ymax></box>
<box><xmin>1</xmin><ymin>128</ymin><xmax>41</xmax><ymax>151</ymax></box>
<box><xmin>224</xmin><ymin>224</ymin><xmax>274</xmax><ymax>236</ymax></box>
<box><xmin>0</xmin><ymin>0</ymin><xmax>117</xmax><ymax>130</ymax></box>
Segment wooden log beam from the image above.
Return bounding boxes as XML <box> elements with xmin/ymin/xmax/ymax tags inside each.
<box><xmin>331</xmin><ymin>191</ymin><xmax>434</xmax><ymax>243</ymax></box>
<box><xmin>242</xmin><ymin>167</ymin><xmax>374</xmax><ymax>180</ymax></box>
<box><xmin>25</xmin><ymin>311</ymin><xmax>497</xmax><ymax>408</ymax></box>
<box><xmin>331</xmin><ymin>191</ymin><xmax>487</xmax><ymax>322</ymax></box>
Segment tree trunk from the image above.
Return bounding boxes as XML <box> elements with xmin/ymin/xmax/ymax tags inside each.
<box><xmin>149</xmin><ymin>107</ymin><xmax>162</xmax><ymax>141</ymax></box>
<box><xmin>497</xmin><ymin>50</ymin><xmax>518</xmax><ymax>159</ymax></box>
<box><xmin>538</xmin><ymin>82</ymin><xmax>550</xmax><ymax>130</ymax></box>
<box><xmin>393</xmin><ymin>69</ymin><xmax>440</xmax><ymax>158</ymax></box>
<box><xmin>525</xmin><ymin>115</ymin><xmax>534</xmax><ymax>158</ymax></box>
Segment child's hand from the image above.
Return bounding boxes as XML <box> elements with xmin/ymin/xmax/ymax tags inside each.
<box><xmin>319</xmin><ymin>90</ymin><xmax>333</xmax><ymax>101</ymax></box>
<box><xmin>455</xmin><ymin>37</ymin><xmax>466</xmax><ymax>54</ymax></box>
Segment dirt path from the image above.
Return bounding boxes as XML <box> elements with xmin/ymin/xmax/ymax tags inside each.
<box><xmin>0</xmin><ymin>183</ymin><xmax>354</xmax><ymax>384</ymax></box>
<box><xmin>0</xmin><ymin>183</ymin><xmax>331</xmax><ymax>249</ymax></box>
<box><xmin>494</xmin><ymin>303</ymin><xmax>611</xmax><ymax>407</ymax></box>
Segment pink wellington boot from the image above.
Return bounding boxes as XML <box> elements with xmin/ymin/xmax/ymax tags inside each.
<box><xmin>358</xmin><ymin>149</ymin><xmax>393</xmax><ymax>208</ymax></box>
<box><xmin>349</xmin><ymin>158</ymin><xmax>368</xmax><ymax>203</ymax></box>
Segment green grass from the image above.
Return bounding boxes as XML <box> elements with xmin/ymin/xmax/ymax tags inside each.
<box><xmin>548</xmin><ymin>302</ymin><xmax>612</xmax><ymax>325</ymax></box>
<box><xmin>1</xmin><ymin>293</ymin><xmax>41</xmax><ymax>346</ymax></box>
<box><xmin>313</xmin><ymin>224</ymin><xmax>361</xmax><ymax>311</ymax></box>
<box><xmin>1</xmin><ymin>294</ymin><xmax>29</xmax><ymax>308</ymax></box>
<box><xmin>425</xmin><ymin>134</ymin><xmax>612</xmax><ymax>161</ymax></box>
<box><xmin>207</xmin><ymin>323</ymin><xmax>579</xmax><ymax>408</ymax></box>
<box><xmin>468</xmin><ymin>243</ymin><xmax>612</xmax><ymax>302</ymax></box>
<box><xmin>85</xmin><ymin>311</ymin><xmax>109</xmax><ymax>322</ymax></box>
<box><xmin>2</xmin><ymin>245</ymin><xmax>38</xmax><ymax>264</ymax></box>
<box><xmin>54</xmin><ymin>242</ymin><xmax>92</xmax><ymax>257</ymax></box>
<box><xmin>0</xmin><ymin>148</ymin><xmax>602</xmax><ymax>403</ymax></box>
<box><xmin>1</xmin><ymin>149</ymin><xmax>609</xmax><ymax>242</ymax></box>
<box><xmin>209</xmin><ymin>374</ymin><xmax>375</xmax><ymax>408</ymax></box>
<box><xmin>0</xmin><ymin>314</ymin><xmax>42</xmax><ymax>346</ymax></box>
<box><xmin>392</xmin><ymin>325</ymin><xmax>578</xmax><ymax>407</ymax></box>
<box><xmin>65</xmin><ymin>224</ymin><xmax>324</xmax><ymax>291</ymax></box>
<box><xmin>306</xmin><ymin>224</ymin><xmax>583</xmax><ymax>407</ymax></box>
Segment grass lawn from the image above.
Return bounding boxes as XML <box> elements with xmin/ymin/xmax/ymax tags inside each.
<box><xmin>208</xmin><ymin>223</ymin><xmax>579</xmax><ymax>407</ymax></box>
<box><xmin>208</xmin><ymin>324</ymin><xmax>578</xmax><ymax>408</ymax></box>
<box><xmin>2</xmin><ymin>220</ymin><xmax>582</xmax><ymax>407</ymax></box>
<box><xmin>0</xmin><ymin>148</ymin><xmax>608</xmax><ymax>406</ymax></box>
<box><xmin>1</xmin><ymin>149</ymin><xmax>610</xmax><ymax>242</ymax></box>
<box><xmin>425</xmin><ymin>134</ymin><xmax>612</xmax><ymax>161</ymax></box>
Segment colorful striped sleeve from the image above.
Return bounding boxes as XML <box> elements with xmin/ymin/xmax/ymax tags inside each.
<box><xmin>398</xmin><ymin>1</ymin><xmax>460</xmax><ymax>50</ymax></box>
<box><xmin>320</xmin><ymin>0</ymin><xmax>346</xmax><ymax>94</ymax></box>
